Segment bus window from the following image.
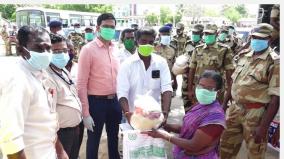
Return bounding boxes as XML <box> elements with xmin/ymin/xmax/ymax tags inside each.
<box><xmin>29</xmin><ymin>10</ymin><xmax>45</xmax><ymax>27</ymax></box>
<box><xmin>46</xmin><ymin>12</ymin><xmax>60</xmax><ymax>23</ymax></box>
<box><xmin>70</xmin><ymin>14</ymin><xmax>82</xmax><ymax>25</ymax></box>
<box><xmin>16</xmin><ymin>10</ymin><xmax>29</xmax><ymax>27</ymax></box>
<box><xmin>62</xmin><ymin>19</ymin><xmax>68</xmax><ymax>28</ymax></box>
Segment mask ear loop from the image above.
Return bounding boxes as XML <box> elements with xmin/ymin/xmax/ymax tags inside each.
<box><xmin>22</xmin><ymin>47</ymin><xmax>30</xmax><ymax>60</ymax></box>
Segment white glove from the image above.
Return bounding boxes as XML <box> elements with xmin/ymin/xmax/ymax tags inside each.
<box><xmin>83</xmin><ymin>116</ymin><xmax>95</xmax><ymax>132</ymax></box>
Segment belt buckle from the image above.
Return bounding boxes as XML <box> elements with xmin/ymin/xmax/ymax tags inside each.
<box><xmin>107</xmin><ymin>94</ymin><xmax>115</xmax><ymax>99</ymax></box>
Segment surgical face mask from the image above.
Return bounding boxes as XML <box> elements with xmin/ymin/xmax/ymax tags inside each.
<box><xmin>85</xmin><ymin>32</ymin><xmax>94</xmax><ymax>41</ymax></box>
<box><xmin>195</xmin><ymin>87</ymin><xmax>217</xmax><ymax>105</ymax></box>
<box><xmin>138</xmin><ymin>44</ymin><xmax>154</xmax><ymax>57</ymax></box>
<box><xmin>75</xmin><ymin>28</ymin><xmax>81</xmax><ymax>33</ymax></box>
<box><xmin>191</xmin><ymin>34</ymin><xmax>201</xmax><ymax>43</ymax></box>
<box><xmin>218</xmin><ymin>33</ymin><xmax>228</xmax><ymax>42</ymax></box>
<box><xmin>160</xmin><ymin>35</ymin><xmax>171</xmax><ymax>45</ymax></box>
<box><xmin>25</xmin><ymin>48</ymin><xmax>53</xmax><ymax>70</ymax></box>
<box><xmin>250</xmin><ymin>39</ymin><xmax>269</xmax><ymax>53</ymax></box>
<box><xmin>99</xmin><ymin>27</ymin><xmax>115</xmax><ymax>41</ymax></box>
<box><xmin>51</xmin><ymin>53</ymin><xmax>70</xmax><ymax>69</ymax></box>
<box><xmin>124</xmin><ymin>39</ymin><xmax>135</xmax><ymax>51</ymax></box>
<box><xmin>204</xmin><ymin>34</ymin><xmax>216</xmax><ymax>45</ymax></box>
<box><xmin>57</xmin><ymin>30</ymin><xmax>65</xmax><ymax>37</ymax></box>
<box><xmin>228</xmin><ymin>28</ymin><xmax>234</xmax><ymax>35</ymax></box>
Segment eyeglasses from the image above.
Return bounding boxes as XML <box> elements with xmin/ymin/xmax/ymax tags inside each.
<box><xmin>196</xmin><ymin>84</ymin><xmax>216</xmax><ymax>92</ymax></box>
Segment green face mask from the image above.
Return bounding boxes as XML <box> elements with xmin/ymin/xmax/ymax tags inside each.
<box><xmin>204</xmin><ymin>34</ymin><xmax>216</xmax><ymax>45</ymax></box>
<box><xmin>85</xmin><ymin>32</ymin><xmax>94</xmax><ymax>41</ymax></box>
<box><xmin>138</xmin><ymin>44</ymin><xmax>154</xmax><ymax>57</ymax></box>
<box><xmin>218</xmin><ymin>33</ymin><xmax>228</xmax><ymax>42</ymax></box>
<box><xmin>124</xmin><ymin>39</ymin><xmax>135</xmax><ymax>51</ymax></box>
<box><xmin>195</xmin><ymin>87</ymin><xmax>217</xmax><ymax>105</ymax></box>
<box><xmin>191</xmin><ymin>34</ymin><xmax>201</xmax><ymax>43</ymax></box>
<box><xmin>99</xmin><ymin>27</ymin><xmax>115</xmax><ymax>41</ymax></box>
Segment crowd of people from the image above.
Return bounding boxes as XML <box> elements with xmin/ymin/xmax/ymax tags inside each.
<box><xmin>0</xmin><ymin>5</ymin><xmax>280</xmax><ymax>159</ymax></box>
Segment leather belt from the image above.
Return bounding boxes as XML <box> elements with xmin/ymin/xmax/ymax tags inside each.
<box><xmin>93</xmin><ymin>94</ymin><xmax>117</xmax><ymax>100</ymax></box>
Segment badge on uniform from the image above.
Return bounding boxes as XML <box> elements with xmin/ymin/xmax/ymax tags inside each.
<box><xmin>152</xmin><ymin>70</ymin><xmax>160</xmax><ymax>78</ymax></box>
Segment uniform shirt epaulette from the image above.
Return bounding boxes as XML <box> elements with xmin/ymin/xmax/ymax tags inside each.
<box><xmin>169</xmin><ymin>44</ymin><xmax>176</xmax><ymax>50</ymax></box>
<box><xmin>217</xmin><ymin>42</ymin><xmax>230</xmax><ymax>49</ymax></box>
<box><xmin>269</xmin><ymin>51</ymin><xmax>280</xmax><ymax>64</ymax></box>
<box><xmin>195</xmin><ymin>43</ymin><xmax>205</xmax><ymax>48</ymax></box>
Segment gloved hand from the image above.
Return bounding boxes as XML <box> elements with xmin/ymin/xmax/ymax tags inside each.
<box><xmin>83</xmin><ymin>116</ymin><xmax>95</xmax><ymax>132</ymax></box>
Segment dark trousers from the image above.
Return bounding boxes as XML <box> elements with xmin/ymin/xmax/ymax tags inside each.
<box><xmin>57</xmin><ymin>125</ymin><xmax>80</xmax><ymax>159</ymax></box>
<box><xmin>87</xmin><ymin>95</ymin><xmax>122</xmax><ymax>159</ymax></box>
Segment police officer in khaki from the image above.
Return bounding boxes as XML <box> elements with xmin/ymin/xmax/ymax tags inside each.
<box><xmin>171</xmin><ymin>22</ymin><xmax>190</xmax><ymax>57</ymax></box>
<box><xmin>154</xmin><ymin>26</ymin><xmax>176</xmax><ymax>95</ymax></box>
<box><xmin>68</xmin><ymin>23</ymin><xmax>84</xmax><ymax>62</ymax></box>
<box><xmin>181</xmin><ymin>24</ymin><xmax>204</xmax><ymax>111</ymax></box>
<box><xmin>0</xmin><ymin>24</ymin><xmax>12</xmax><ymax>56</ymax></box>
<box><xmin>187</xmin><ymin>24</ymin><xmax>234</xmax><ymax>109</ymax></box>
<box><xmin>217</xmin><ymin>25</ymin><xmax>243</xmax><ymax>55</ymax></box>
<box><xmin>220</xmin><ymin>23</ymin><xmax>280</xmax><ymax>159</ymax></box>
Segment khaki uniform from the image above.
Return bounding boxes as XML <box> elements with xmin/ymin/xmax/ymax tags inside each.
<box><xmin>171</xmin><ymin>34</ymin><xmax>190</xmax><ymax>57</ymax></box>
<box><xmin>181</xmin><ymin>40</ymin><xmax>203</xmax><ymax>110</ymax></box>
<box><xmin>0</xmin><ymin>28</ymin><xmax>11</xmax><ymax>56</ymax></box>
<box><xmin>220</xmin><ymin>48</ymin><xmax>280</xmax><ymax>159</ymax></box>
<box><xmin>68</xmin><ymin>32</ymin><xmax>84</xmax><ymax>62</ymax></box>
<box><xmin>189</xmin><ymin>42</ymin><xmax>234</xmax><ymax>107</ymax></box>
<box><xmin>270</xmin><ymin>4</ymin><xmax>280</xmax><ymax>52</ymax></box>
<box><xmin>218</xmin><ymin>36</ymin><xmax>243</xmax><ymax>55</ymax></box>
<box><xmin>154</xmin><ymin>44</ymin><xmax>175</xmax><ymax>70</ymax></box>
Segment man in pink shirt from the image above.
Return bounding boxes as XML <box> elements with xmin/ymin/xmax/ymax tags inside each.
<box><xmin>77</xmin><ymin>13</ymin><xmax>121</xmax><ymax>159</ymax></box>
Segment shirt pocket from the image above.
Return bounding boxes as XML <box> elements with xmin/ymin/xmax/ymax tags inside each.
<box><xmin>150</xmin><ymin>78</ymin><xmax>161</xmax><ymax>91</ymax></box>
<box><xmin>209</xmin><ymin>56</ymin><xmax>220</xmax><ymax>67</ymax></box>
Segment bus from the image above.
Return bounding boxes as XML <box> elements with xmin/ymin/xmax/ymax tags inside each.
<box><xmin>16</xmin><ymin>7</ymin><xmax>100</xmax><ymax>31</ymax></box>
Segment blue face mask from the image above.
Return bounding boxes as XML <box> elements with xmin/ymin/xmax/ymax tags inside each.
<box><xmin>25</xmin><ymin>48</ymin><xmax>53</xmax><ymax>70</ymax></box>
<box><xmin>51</xmin><ymin>53</ymin><xmax>70</xmax><ymax>69</ymax></box>
<box><xmin>250</xmin><ymin>39</ymin><xmax>269</xmax><ymax>52</ymax></box>
<box><xmin>160</xmin><ymin>35</ymin><xmax>171</xmax><ymax>45</ymax></box>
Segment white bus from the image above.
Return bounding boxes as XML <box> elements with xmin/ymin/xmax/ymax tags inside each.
<box><xmin>16</xmin><ymin>7</ymin><xmax>100</xmax><ymax>30</ymax></box>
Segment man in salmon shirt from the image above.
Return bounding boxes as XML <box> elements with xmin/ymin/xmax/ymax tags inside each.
<box><xmin>77</xmin><ymin>13</ymin><xmax>121</xmax><ymax>159</ymax></box>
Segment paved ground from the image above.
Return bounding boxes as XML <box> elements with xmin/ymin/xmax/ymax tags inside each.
<box><xmin>0</xmin><ymin>42</ymin><xmax>279</xmax><ymax>159</ymax></box>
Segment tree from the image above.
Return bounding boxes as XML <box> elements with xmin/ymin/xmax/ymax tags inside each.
<box><xmin>145</xmin><ymin>13</ymin><xmax>158</xmax><ymax>26</ymax></box>
<box><xmin>0</xmin><ymin>4</ymin><xmax>16</xmax><ymax>21</ymax></box>
<box><xmin>204</xmin><ymin>8</ymin><xmax>220</xmax><ymax>17</ymax></box>
<box><xmin>159</xmin><ymin>6</ymin><xmax>173</xmax><ymax>25</ymax></box>
<box><xmin>235</xmin><ymin>4</ymin><xmax>248</xmax><ymax>18</ymax></box>
<box><xmin>223</xmin><ymin>7</ymin><xmax>242</xmax><ymax>24</ymax></box>
<box><xmin>43</xmin><ymin>4</ymin><xmax>113</xmax><ymax>13</ymax></box>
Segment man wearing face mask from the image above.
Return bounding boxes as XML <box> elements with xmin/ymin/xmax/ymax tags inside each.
<box><xmin>68</xmin><ymin>23</ymin><xmax>84</xmax><ymax>63</ymax></box>
<box><xmin>222</xmin><ymin>25</ymin><xmax>243</xmax><ymax>55</ymax></box>
<box><xmin>171</xmin><ymin>22</ymin><xmax>190</xmax><ymax>57</ymax></box>
<box><xmin>47</xmin><ymin>34</ymin><xmax>82</xmax><ymax>159</ymax></box>
<box><xmin>188</xmin><ymin>24</ymin><xmax>234</xmax><ymax>110</ymax></box>
<box><xmin>77</xmin><ymin>13</ymin><xmax>121</xmax><ymax>159</ymax></box>
<box><xmin>154</xmin><ymin>26</ymin><xmax>176</xmax><ymax>96</ymax></box>
<box><xmin>220</xmin><ymin>23</ymin><xmax>280</xmax><ymax>159</ymax></box>
<box><xmin>49</xmin><ymin>20</ymin><xmax>63</xmax><ymax>35</ymax></box>
<box><xmin>84</xmin><ymin>26</ymin><xmax>95</xmax><ymax>43</ymax></box>
<box><xmin>0</xmin><ymin>26</ymin><xmax>66</xmax><ymax>159</ymax></box>
<box><xmin>117</xmin><ymin>27</ymin><xmax>172</xmax><ymax>131</ymax></box>
<box><xmin>115</xmin><ymin>28</ymin><xmax>136</xmax><ymax>64</ymax></box>
<box><xmin>181</xmin><ymin>24</ymin><xmax>204</xmax><ymax>112</ymax></box>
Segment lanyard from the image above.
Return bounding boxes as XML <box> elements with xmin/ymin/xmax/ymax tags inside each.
<box><xmin>50</xmin><ymin>66</ymin><xmax>74</xmax><ymax>85</ymax></box>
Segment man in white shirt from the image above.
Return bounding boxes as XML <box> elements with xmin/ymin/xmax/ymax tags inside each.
<box><xmin>115</xmin><ymin>28</ymin><xmax>136</xmax><ymax>64</ymax></box>
<box><xmin>117</xmin><ymin>27</ymin><xmax>173</xmax><ymax>125</ymax></box>
<box><xmin>0</xmin><ymin>26</ymin><xmax>66</xmax><ymax>159</ymax></box>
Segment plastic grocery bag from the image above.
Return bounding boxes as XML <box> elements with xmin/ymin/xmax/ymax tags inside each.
<box><xmin>172</xmin><ymin>54</ymin><xmax>190</xmax><ymax>75</ymax></box>
<box><xmin>123</xmin><ymin>130</ymin><xmax>167</xmax><ymax>159</ymax></box>
<box><xmin>130</xmin><ymin>93</ymin><xmax>164</xmax><ymax>131</ymax></box>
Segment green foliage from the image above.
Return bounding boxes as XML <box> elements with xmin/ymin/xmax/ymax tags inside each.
<box><xmin>204</xmin><ymin>8</ymin><xmax>220</xmax><ymax>17</ymax></box>
<box><xmin>145</xmin><ymin>13</ymin><xmax>158</xmax><ymax>25</ymax></box>
<box><xmin>223</xmin><ymin>7</ymin><xmax>242</xmax><ymax>23</ymax></box>
<box><xmin>43</xmin><ymin>4</ymin><xmax>113</xmax><ymax>13</ymax></box>
<box><xmin>235</xmin><ymin>4</ymin><xmax>248</xmax><ymax>17</ymax></box>
<box><xmin>0</xmin><ymin>4</ymin><xmax>16</xmax><ymax>21</ymax></box>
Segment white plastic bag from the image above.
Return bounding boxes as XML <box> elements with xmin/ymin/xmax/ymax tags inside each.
<box><xmin>172</xmin><ymin>54</ymin><xmax>190</xmax><ymax>75</ymax></box>
<box><xmin>123</xmin><ymin>130</ymin><xmax>167</xmax><ymax>159</ymax></box>
<box><xmin>130</xmin><ymin>94</ymin><xmax>164</xmax><ymax>131</ymax></box>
